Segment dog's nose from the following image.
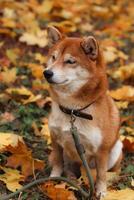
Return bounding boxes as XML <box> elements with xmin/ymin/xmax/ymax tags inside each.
<box><xmin>43</xmin><ymin>70</ymin><xmax>53</xmax><ymax>80</ymax></box>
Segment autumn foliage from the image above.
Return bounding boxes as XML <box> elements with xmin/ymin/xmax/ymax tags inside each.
<box><xmin>0</xmin><ymin>0</ymin><xmax>134</xmax><ymax>199</ymax></box>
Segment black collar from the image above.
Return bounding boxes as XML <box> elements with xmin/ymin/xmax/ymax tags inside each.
<box><xmin>59</xmin><ymin>102</ymin><xmax>94</xmax><ymax>120</ymax></box>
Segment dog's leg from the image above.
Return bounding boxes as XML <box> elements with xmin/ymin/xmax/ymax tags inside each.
<box><xmin>49</xmin><ymin>133</ymin><xmax>63</xmax><ymax>177</ymax></box>
<box><xmin>95</xmin><ymin>150</ymin><xmax>108</xmax><ymax>198</ymax></box>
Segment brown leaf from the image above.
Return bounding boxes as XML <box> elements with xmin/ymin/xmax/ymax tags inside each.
<box><xmin>41</xmin><ymin>182</ymin><xmax>77</xmax><ymax>200</ymax></box>
<box><xmin>6</xmin><ymin>141</ymin><xmax>44</xmax><ymax>178</ymax></box>
<box><xmin>120</xmin><ymin>135</ymin><xmax>134</xmax><ymax>153</ymax></box>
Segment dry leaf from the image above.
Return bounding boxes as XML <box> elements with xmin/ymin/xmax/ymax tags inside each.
<box><xmin>6</xmin><ymin>141</ymin><xmax>44</xmax><ymax>178</ymax></box>
<box><xmin>1</xmin><ymin>68</ymin><xmax>17</xmax><ymax>84</ymax></box>
<box><xmin>0</xmin><ymin>133</ymin><xmax>24</xmax><ymax>152</ymax></box>
<box><xmin>0</xmin><ymin>166</ymin><xmax>24</xmax><ymax>192</ymax></box>
<box><xmin>115</xmin><ymin>101</ymin><xmax>129</xmax><ymax>109</ymax></box>
<box><xmin>28</xmin><ymin>63</ymin><xmax>44</xmax><ymax>79</ymax></box>
<box><xmin>112</xmin><ymin>63</ymin><xmax>134</xmax><ymax>81</ymax></box>
<box><xmin>120</xmin><ymin>135</ymin><xmax>134</xmax><ymax>152</ymax></box>
<box><xmin>41</xmin><ymin>182</ymin><xmax>77</xmax><ymax>200</ymax></box>
<box><xmin>19</xmin><ymin>30</ymin><xmax>48</xmax><ymax>47</ymax></box>
<box><xmin>109</xmin><ymin>86</ymin><xmax>134</xmax><ymax>101</ymax></box>
<box><xmin>0</xmin><ymin>112</ymin><xmax>15</xmax><ymax>123</ymax></box>
<box><xmin>102</xmin><ymin>188</ymin><xmax>134</xmax><ymax>200</ymax></box>
<box><xmin>103</xmin><ymin>46</ymin><xmax>128</xmax><ymax>63</ymax></box>
<box><xmin>40</xmin><ymin>119</ymin><xmax>51</xmax><ymax>145</ymax></box>
<box><xmin>6</xmin><ymin>86</ymin><xmax>42</xmax><ymax>104</ymax></box>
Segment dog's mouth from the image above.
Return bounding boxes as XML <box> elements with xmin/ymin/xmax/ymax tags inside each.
<box><xmin>47</xmin><ymin>79</ymin><xmax>68</xmax><ymax>85</ymax></box>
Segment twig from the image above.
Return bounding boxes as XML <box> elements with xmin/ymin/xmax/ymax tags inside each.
<box><xmin>0</xmin><ymin>177</ymin><xmax>89</xmax><ymax>200</ymax></box>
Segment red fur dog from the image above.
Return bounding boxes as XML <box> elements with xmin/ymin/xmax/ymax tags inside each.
<box><xmin>44</xmin><ymin>26</ymin><xmax>123</xmax><ymax>198</ymax></box>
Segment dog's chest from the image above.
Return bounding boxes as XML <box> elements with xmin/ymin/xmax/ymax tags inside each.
<box><xmin>49</xmin><ymin>103</ymin><xmax>102</xmax><ymax>157</ymax></box>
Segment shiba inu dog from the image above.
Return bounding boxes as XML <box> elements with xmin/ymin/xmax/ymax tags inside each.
<box><xmin>44</xmin><ymin>26</ymin><xmax>123</xmax><ymax>198</ymax></box>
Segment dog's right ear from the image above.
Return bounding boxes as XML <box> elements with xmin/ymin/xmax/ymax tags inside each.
<box><xmin>47</xmin><ymin>26</ymin><xmax>62</xmax><ymax>47</ymax></box>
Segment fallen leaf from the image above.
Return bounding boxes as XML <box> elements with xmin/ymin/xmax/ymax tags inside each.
<box><xmin>6</xmin><ymin>141</ymin><xmax>44</xmax><ymax>178</ymax></box>
<box><xmin>120</xmin><ymin>135</ymin><xmax>134</xmax><ymax>152</ymax></box>
<box><xmin>27</xmin><ymin>63</ymin><xmax>44</xmax><ymax>79</ymax></box>
<box><xmin>0</xmin><ymin>133</ymin><xmax>24</xmax><ymax>152</ymax></box>
<box><xmin>1</xmin><ymin>67</ymin><xmax>17</xmax><ymax>84</ymax></box>
<box><xmin>19</xmin><ymin>30</ymin><xmax>48</xmax><ymax>47</ymax></box>
<box><xmin>41</xmin><ymin>182</ymin><xmax>77</xmax><ymax>200</ymax></box>
<box><xmin>40</xmin><ymin>119</ymin><xmax>51</xmax><ymax>145</ymax></box>
<box><xmin>102</xmin><ymin>188</ymin><xmax>134</xmax><ymax>200</ymax></box>
<box><xmin>35</xmin><ymin>53</ymin><xmax>47</xmax><ymax>64</ymax></box>
<box><xmin>103</xmin><ymin>46</ymin><xmax>128</xmax><ymax>63</ymax></box>
<box><xmin>115</xmin><ymin>101</ymin><xmax>129</xmax><ymax>109</ymax></box>
<box><xmin>109</xmin><ymin>86</ymin><xmax>134</xmax><ymax>101</ymax></box>
<box><xmin>0</xmin><ymin>166</ymin><xmax>24</xmax><ymax>192</ymax></box>
<box><xmin>111</xmin><ymin>63</ymin><xmax>134</xmax><ymax>81</ymax></box>
<box><xmin>6</xmin><ymin>86</ymin><xmax>42</xmax><ymax>104</ymax></box>
<box><xmin>0</xmin><ymin>112</ymin><xmax>15</xmax><ymax>124</ymax></box>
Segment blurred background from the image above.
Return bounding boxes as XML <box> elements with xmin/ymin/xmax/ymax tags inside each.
<box><xmin>0</xmin><ymin>0</ymin><xmax>133</xmax><ymax>199</ymax></box>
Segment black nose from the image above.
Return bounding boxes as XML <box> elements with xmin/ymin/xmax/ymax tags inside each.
<box><xmin>43</xmin><ymin>70</ymin><xmax>53</xmax><ymax>80</ymax></box>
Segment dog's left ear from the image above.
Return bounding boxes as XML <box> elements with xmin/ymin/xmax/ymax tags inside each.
<box><xmin>47</xmin><ymin>26</ymin><xmax>62</xmax><ymax>47</ymax></box>
<box><xmin>81</xmin><ymin>36</ymin><xmax>99</xmax><ymax>60</ymax></box>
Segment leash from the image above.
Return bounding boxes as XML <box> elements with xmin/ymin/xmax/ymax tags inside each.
<box><xmin>1</xmin><ymin>109</ymin><xmax>94</xmax><ymax>200</ymax></box>
<box><xmin>70</xmin><ymin>110</ymin><xmax>94</xmax><ymax>198</ymax></box>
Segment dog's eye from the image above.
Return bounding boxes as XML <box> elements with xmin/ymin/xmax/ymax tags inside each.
<box><xmin>51</xmin><ymin>55</ymin><xmax>56</xmax><ymax>61</ymax></box>
<box><xmin>65</xmin><ymin>59</ymin><xmax>76</xmax><ymax>64</ymax></box>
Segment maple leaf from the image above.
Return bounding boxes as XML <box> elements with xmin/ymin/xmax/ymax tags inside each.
<box><xmin>0</xmin><ymin>133</ymin><xmax>24</xmax><ymax>152</ymax></box>
<box><xmin>6</xmin><ymin>141</ymin><xmax>44</xmax><ymax>178</ymax></box>
<box><xmin>6</xmin><ymin>86</ymin><xmax>42</xmax><ymax>104</ymax></box>
<box><xmin>120</xmin><ymin>135</ymin><xmax>134</xmax><ymax>153</ymax></box>
<box><xmin>0</xmin><ymin>166</ymin><xmax>24</xmax><ymax>192</ymax></box>
<box><xmin>19</xmin><ymin>30</ymin><xmax>48</xmax><ymax>47</ymax></box>
<box><xmin>0</xmin><ymin>112</ymin><xmax>15</xmax><ymax>123</ymax></box>
<box><xmin>1</xmin><ymin>67</ymin><xmax>17</xmax><ymax>84</ymax></box>
<box><xmin>40</xmin><ymin>118</ymin><xmax>51</xmax><ymax>145</ymax></box>
<box><xmin>41</xmin><ymin>182</ymin><xmax>77</xmax><ymax>200</ymax></box>
<box><xmin>102</xmin><ymin>188</ymin><xmax>134</xmax><ymax>200</ymax></box>
<box><xmin>109</xmin><ymin>86</ymin><xmax>134</xmax><ymax>101</ymax></box>
<box><xmin>111</xmin><ymin>63</ymin><xmax>134</xmax><ymax>81</ymax></box>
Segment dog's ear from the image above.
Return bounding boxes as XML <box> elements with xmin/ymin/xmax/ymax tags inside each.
<box><xmin>81</xmin><ymin>36</ymin><xmax>99</xmax><ymax>60</ymax></box>
<box><xmin>47</xmin><ymin>26</ymin><xmax>62</xmax><ymax>47</ymax></box>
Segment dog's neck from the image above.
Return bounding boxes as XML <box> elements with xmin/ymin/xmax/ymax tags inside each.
<box><xmin>49</xmin><ymin>76</ymin><xmax>107</xmax><ymax>110</ymax></box>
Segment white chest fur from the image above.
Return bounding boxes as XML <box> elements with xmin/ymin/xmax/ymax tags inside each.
<box><xmin>49</xmin><ymin>102</ymin><xmax>102</xmax><ymax>159</ymax></box>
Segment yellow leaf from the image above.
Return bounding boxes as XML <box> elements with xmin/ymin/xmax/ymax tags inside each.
<box><xmin>115</xmin><ymin>101</ymin><xmax>129</xmax><ymax>109</ymax></box>
<box><xmin>6</xmin><ymin>49</ymin><xmax>19</xmax><ymax>63</ymax></box>
<box><xmin>36</xmin><ymin>0</ymin><xmax>54</xmax><ymax>14</ymax></box>
<box><xmin>35</xmin><ymin>53</ymin><xmax>47</xmax><ymax>64</ymax></box>
<box><xmin>19</xmin><ymin>30</ymin><xmax>48</xmax><ymax>47</ymax></box>
<box><xmin>109</xmin><ymin>86</ymin><xmax>134</xmax><ymax>101</ymax></box>
<box><xmin>6</xmin><ymin>86</ymin><xmax>33</xmax><ymax>97</ymax></box>
<box><xmin>0</xmin><ymin>133</ymin><xmax>24</xmax><ymax>152</ymax></box>
<box><xmin>6</xmin><ymin>86</ymin><xmax>42</xmax><ymax>104</ymax></box>
<box><xmin>0</xmin><ymin>166</ymin><xmax>24</xmax><ymax>192</ymax></box>
<box><xmin>102</xmin><ymin>188</ymin><xmax>134</xmax><ymax>200</ymax></box>
<box><xmin>1</xmin><ymin>68</ymin><xmax>17</xmax><ymax>84</ymax></box>
<box><xmin>112</xmin><ymin>63</ymin><xmax>134</xmax><ymax>81</ymax></box>
<box><xmin>103</xmin><ymin>46</ymin><xmax>128</xmax><ymax>63</ymax></box>
<box><xmin>28</xmin><ymin>63</ymin><xmax>44</xmax><ymax>79</ymax></box>
<box><xmin>41</xmin><ymin>119</ymin><xmax>51</xmax><ymax>145</ymax></box>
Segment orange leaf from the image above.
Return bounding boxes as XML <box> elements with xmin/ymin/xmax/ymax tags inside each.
<box><xmin>6</xmin><ymin>141</ymin><xmax>44</xmax><ymax>178</ymax></box>
<box><xmin>41</xmin><ymin>182</ymin><xmax>77</xmax><ymax>200</ymax></box>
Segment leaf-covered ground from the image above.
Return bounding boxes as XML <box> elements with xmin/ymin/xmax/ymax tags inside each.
<box><xmin>0</xmin><ymin>0</ymin><xmax>134</xmax><ymax>199</ymax></box>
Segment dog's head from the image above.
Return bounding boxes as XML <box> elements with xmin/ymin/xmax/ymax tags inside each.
<box><xmin>44</xmin><ymin>26</ymin><xmax>107</xmax><ymax>103</ymax></box>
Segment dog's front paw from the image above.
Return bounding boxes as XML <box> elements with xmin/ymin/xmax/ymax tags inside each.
<box><xmin>50</xmin><ymin>168</ymin><xmax>63</xmax><ymax>177</ymax></box>
<box><xmin>96</xmin><ymin>181</ymin><xmax>107</xmax><ymax>199</ymax></box>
